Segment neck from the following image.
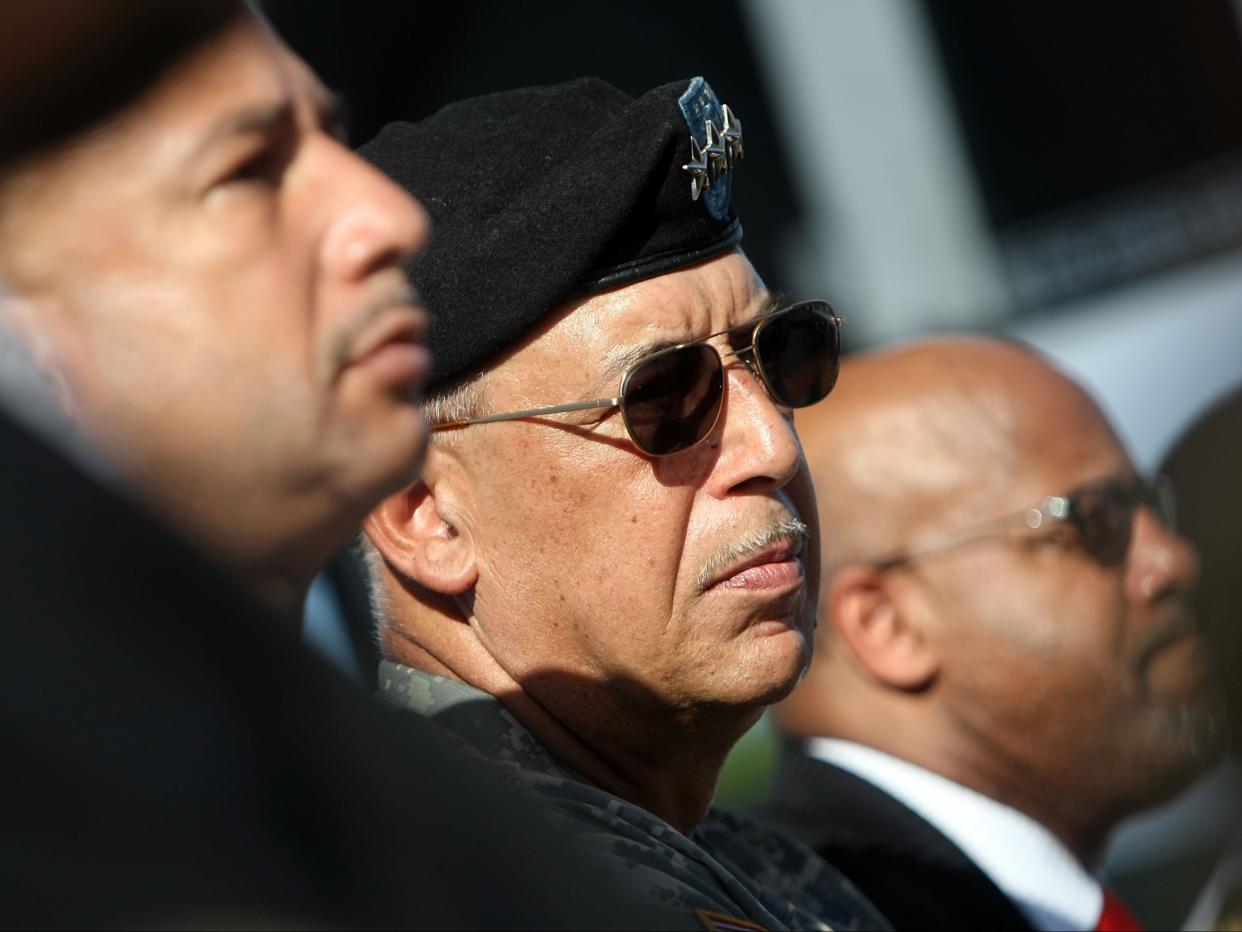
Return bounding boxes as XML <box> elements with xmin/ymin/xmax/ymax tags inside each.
<box><xmin>502</xmin><ymin>678</ymin><xmax>745</xmax><ymax>835</ymax></box>
<box><xmin>166</xmin><ymin>499</ymin><xmax>339</xmax><ymax>623</ymax></box>
<box><xmin>384</xmin><ymin>619</ymin><xmax>754</xmax><ymax>836</ymax></box>
<box><xmin>247</xmin><ymin>567</ymin><xmax>312</xmax><ymax>620</ymax></box>
<box><xmin>812</xmin><ymin>690</ymin><xmax>1112</xmax><ymax>868</ymax></box>
<box><xmin>932</xmin><ymin>718</ymin><xmax>1112</xmax><ymax>867</ymax></box>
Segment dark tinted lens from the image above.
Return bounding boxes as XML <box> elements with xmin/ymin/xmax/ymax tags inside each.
<box><xmin>753</xmin><ymin>301</ymin><xmax>841</xmax><ymax>408</ymax></box>
<box><xmin>1070</xmin><ymin>484</ymin><xmax>1138</xmax><ymax>567</ymax></box>
<box><xmin>620</xmin><ymin>343</ymin><xmax>723</xmax><ymax>456</ymax></box>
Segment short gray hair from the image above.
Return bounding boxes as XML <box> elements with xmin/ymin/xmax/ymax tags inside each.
<box><xmin>351</xmin><ymin>530</ymin><xmax>393</xmax><ymax>644</ymax></box>
<box><xmin>423</xmin><ymin>369</ymin><xmax>491</xmax><ymax>435</ymax></box>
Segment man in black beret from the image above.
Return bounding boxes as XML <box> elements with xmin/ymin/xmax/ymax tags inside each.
<box><xmin>0</xmin><ymin>9</ymin><xmax>652</xmax><ymax>926</ymax></box>
<box><xmin>359</xmin><ymin>77</ymin><xmax>887</xmax><ymax>930</ymax></box>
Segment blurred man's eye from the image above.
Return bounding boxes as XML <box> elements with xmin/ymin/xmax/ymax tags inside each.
<box><xmin>223</xmin><ymin>140</ymin><xmax>292</xmax><ymax>188</ymax></box>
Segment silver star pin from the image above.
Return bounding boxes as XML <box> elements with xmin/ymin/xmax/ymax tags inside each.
<box><xmin>721</xmin><ymin>104</ymin><xmax>743</xmax><ymax>166</ymax></box>
<box><xmin>682</xmin><ymin>136</ymin><xmax>710</xmax><ymax>201</ymax></box>
<box><xmin>703</xmin><ymin>120</ymin><xmax>729</xmax><ymax>184</ymax></box>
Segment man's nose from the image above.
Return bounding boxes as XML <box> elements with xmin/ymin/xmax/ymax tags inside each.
<box><xmin>319</xmin><ymin>147</ymin><xmax>430</xmax><ymax>282</ymax></box>
<box><xmin>705</xmin><ymin>362</ymin><xmax>801</xmax><ymax>497</ymax></box>
<box><xmin>1126</xmin><ymin>506</ymin><xmax>1200</xmax><ymax>604</ymax></box>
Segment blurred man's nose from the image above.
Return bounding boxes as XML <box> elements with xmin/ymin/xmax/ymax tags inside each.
<box><xmin>1127</xmin><ymin>506</ymin><xmax>1200</xmax><ymax>604</ymax></box>
<box><xmin>319</xmin><ymin>145</ymin><xmax>430</xmax><ymax>283</ymax></box>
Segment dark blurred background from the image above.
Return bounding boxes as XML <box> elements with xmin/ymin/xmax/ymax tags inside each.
<box><xmin>271</xmin><ymin>3</ymin><xmax>1242</xmax><ymax>927</ymax></box>
<box><xmin>261</xmin><ymin>0</ymin><xmax>800</xmax><ymax>294</ymax></box>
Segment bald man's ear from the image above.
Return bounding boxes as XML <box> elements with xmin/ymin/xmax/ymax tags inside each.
<box><xmin>826</xmin><ymin>565</ymin><xmax>938</xmax><ymax>691</ymax></box>
<box><xmin>363</xmin><ymin>481</ymin><xmax>478</xmax><ymax>596</ymax></box>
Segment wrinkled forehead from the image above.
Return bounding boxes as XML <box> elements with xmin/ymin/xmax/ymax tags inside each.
<box><xmin>505</xmin><ymin>250</ymin><xmax>769</xmax><ymax>391</ymax></box>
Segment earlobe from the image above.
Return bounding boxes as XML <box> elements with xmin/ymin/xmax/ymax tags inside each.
<box><xmin>363</xmin><ymin>481</ymin><xmax>478</xmax><ymax>595</ymax></box>
<box><xmin>827</xmin><ymin>565</ymin><xmax>938</xmax><ymax>691</ymax></box>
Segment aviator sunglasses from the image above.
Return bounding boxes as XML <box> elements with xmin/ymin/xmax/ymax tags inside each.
<box><xmin>870</xmin><ymin>476</ymin><xmax>1175</xmax><ymax>571</ymax></box>
<box><xmin>432</xmin><ymin>300</ymin><xmax>843</xmax><ymax>456</ymax></box>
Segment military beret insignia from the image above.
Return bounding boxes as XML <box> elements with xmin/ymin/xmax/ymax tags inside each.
<box><xmin>678</xmin><ymin>78</ymin><xmax>743</xmax><ymax>220</ymax></box>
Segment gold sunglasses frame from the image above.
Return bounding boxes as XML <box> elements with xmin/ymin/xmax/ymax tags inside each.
<box><xmin>430</xmin><ymin>300</ymin><xmax>843</xmax><ymax>456</ymax></box>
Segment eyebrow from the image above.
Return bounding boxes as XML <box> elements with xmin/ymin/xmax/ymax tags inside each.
<box><xmin>597</xmin><ymin>290</ymin><xmax>788</xmax><ymax>385</ymax></box>
<box><xmin>182</xmin><ymin>83</ymin><xmax>347</xmax><ymax>173</ymax></box>
<box><xmin>184</xmin><ymin>98</ymin><xmax>295</xmax><ymax>171</ymax></box>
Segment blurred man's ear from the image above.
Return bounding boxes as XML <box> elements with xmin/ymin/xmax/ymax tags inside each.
<box><xmin>825</xmin><ymin>565</ymin><xmax>938</xmax><ymax>691</ymax></box>
<box><xmin>363</xmin><ymin>480</ymin><xmax>478</xmax><ymax>596</ymax></box>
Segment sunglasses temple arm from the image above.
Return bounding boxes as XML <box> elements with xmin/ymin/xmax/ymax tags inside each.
<box><xmin>868</xmin><ymin>503</ymin><xmax>1061</xmax><ymax>569</ymax></box>
<box><xmin>432</xmin><ymin>397</ymin><xmax>622</xmax><ymax>430</ymax></box>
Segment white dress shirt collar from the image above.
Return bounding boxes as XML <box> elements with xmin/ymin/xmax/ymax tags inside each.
<box><xmin>806</xmin><ymin>737</ymin><xmax>1103</xmax><ymax>932</ymax></box>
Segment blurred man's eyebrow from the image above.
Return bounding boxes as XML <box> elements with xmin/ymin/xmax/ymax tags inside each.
<box><xmin>186</xmin><ymin>98</ymin><xmax>294</xmax><ymax>167</ymax></box>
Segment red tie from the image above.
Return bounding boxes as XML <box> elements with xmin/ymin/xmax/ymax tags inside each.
<box><xmin>1096</xmin><ymin>888</ymin><xmax>1143</xmax><ymax>932</ymax></box>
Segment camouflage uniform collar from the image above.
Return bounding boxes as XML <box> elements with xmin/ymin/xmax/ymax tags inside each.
<box><xmin>378</xmin><ymin>660</ymin><xmax>571</xmax><ymax>780</ymax></box>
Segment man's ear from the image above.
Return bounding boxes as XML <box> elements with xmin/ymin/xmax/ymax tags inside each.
<box><xmin>363</xmin><ymin>480</ymin><xmax>478</xmax><ymax>595</ymax></box>
<box><xmin>825</xmin><ymin>565</ymin><xmax>939</xmax><ymax>691</ymax></box>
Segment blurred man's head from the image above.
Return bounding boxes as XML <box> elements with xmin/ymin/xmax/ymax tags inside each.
<box><xmin>777</xmin><ymin>337</ymin><xmax>1226</xmax><ymax>863</ymax></box>
<box><xmin>0</xmin><ymin>9</ymin><xmax>431</xmax><ymax>610</ymax></box>
<box><xmin>359</xmin><ymin>78</ymin><xmax>836</xmax><ymax>829</ymax></box>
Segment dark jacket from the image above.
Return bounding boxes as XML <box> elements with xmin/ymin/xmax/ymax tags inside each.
<box><xmin>758</xmin><ymin>742</ymin><xmax>1035</xmax><ymax>932</ymax></box>
<box><xmin>0</xmin><ymin>405</ymin><xmax>641</xmax><ymax>929</ymax></box>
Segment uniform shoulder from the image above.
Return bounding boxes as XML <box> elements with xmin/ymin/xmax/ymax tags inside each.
<box><xmin>698</xmin><ymin>808</ymin><xmax>893</xmax><ymax>931</ymax></box>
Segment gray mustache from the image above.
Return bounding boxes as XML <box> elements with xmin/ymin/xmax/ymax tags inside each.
<box><xmin>697</xmin><ymin>517</ymin><xmax>810</xmax><ymax>591</ymax></box>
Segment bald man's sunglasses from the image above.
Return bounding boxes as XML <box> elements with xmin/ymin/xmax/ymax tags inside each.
<box><xmin>432</xmin><ymin>300</ymin><xmax>843</xmax><ymax>457</ymax></box>
<box><xmin>870</xmin><ymin>477</ymin><xmax>1175</xmax><ymax>571</ymax></box>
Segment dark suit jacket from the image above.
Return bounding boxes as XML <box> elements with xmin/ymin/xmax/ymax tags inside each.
<box><xmin>758</xmin><ymin>742</ymin><xmax>1035</xmax><ymax>931</ymax></box>
<box><xmin>0</xmin><ymin>406</ymin><xmax>641</xmax><ymax>929</ymax></box>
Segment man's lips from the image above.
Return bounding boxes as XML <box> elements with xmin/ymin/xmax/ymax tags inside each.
<box><xmin>345</xmin><ymin>302</ymin><xmax>431</xmax><ymax>386</ymax></box>
<box><xmin>1137</xmin><ymin>608</ymin><xmax>1206</xmax><ymax>673</ymax></box>
<box><xmin>704</xmin><ymin>541</ymin><xmax>805</xmax><ymax>592</ymax></box>
<box><xmin>349</xmin><ymin>304</ymin><xmax>427</xmax><ymax>362</ymax></box>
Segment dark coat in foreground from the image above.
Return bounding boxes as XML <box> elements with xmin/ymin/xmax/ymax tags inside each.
<box><xmin>0</xmin><ymin>406</ymin><xmax>642</xmax><ymax>929</ymax></box>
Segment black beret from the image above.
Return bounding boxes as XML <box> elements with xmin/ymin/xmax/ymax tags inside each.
<box><xmin>359</xmin><ymin>76</ymin><xmax>745</xmax><ymax>388</ymax></box>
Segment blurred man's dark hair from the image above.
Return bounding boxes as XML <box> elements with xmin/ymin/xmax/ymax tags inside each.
<box><xmin>1</xmin><ymin>1</ymin><xmax>238</xmax><ymax>165</ymax></box>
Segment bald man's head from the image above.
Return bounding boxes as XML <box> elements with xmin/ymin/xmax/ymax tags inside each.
<box><xmin>795</xmin><ymin>337</ymin><xmax>1121</xmax><ymax>575</ymax></box>
<box><xmin>778</xmin><ymin>336</ymin><xmax>1224</xmax><ymax>864</ymax></box>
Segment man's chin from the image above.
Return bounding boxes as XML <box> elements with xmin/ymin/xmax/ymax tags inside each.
<box><xmin>734</xmin><ymin>626</ymin><xmax>812</xmax><ymax>707</ymax></box>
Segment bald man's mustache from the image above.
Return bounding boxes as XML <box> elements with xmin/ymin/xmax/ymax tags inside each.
<box><xmin>696</xmin><ymin>517</ymin><xmax>810</xmax><ymax>592</ymax></box>
<box><xmin>1136</xmin><ymin>601</ymin><xmax>1204</xmax><ymax>674</ymax></box>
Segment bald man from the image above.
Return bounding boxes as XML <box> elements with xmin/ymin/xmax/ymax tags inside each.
<box><xmin>761</xmin><ymin>337</ymin><xmax>1226</xmax><ymax>931</ymax></box>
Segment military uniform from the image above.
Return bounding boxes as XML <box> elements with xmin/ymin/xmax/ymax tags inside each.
<box><xmin>380</xmin><ymin>662</ymin><xmax>890</xmax><ymax>931</ymax></box>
